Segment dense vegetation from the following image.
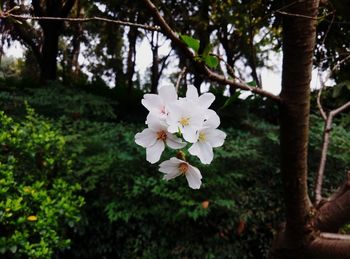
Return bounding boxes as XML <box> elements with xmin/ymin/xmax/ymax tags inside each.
<box><xmin>0</xmin><ymin>0</ymin><xmax>349</xmax><ymax>257</ymax></box>
<box><xmin>0</xmin><ymin>79</ymin><xmax>349</xmax><ymax>258</ymax></box>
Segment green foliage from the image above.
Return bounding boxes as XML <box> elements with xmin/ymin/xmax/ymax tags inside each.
<box><xmin>1</xmin><ymin>85</ymin><xmax>349</xmax><ymax>258</ymax></box>
<box><xmin>0</xmin><ymin>107</ymin><xmax>84</xmax><ymax>258</ymax></box>
<box><xmin>180</xmin><ymin>34</ymin><xmax>200</xmax><ymax>53</ymax></box>
<box><xmin>180</xmin><ymin>34</ymin><xmax>219</xmax><ymax>69</ymax></box>
<box><xmin>0</xmin><ymin>81</ymin><xmax>117</xmax><ymax>121</ymax></box>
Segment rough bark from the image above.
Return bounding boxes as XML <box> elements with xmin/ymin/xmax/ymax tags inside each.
<box><xmin>273</xmin><ymin>0</ymin><xmax>319</xmax><ymax>257</ymax></box>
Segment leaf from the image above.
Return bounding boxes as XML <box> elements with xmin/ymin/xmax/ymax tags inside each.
<box><xmin>332</xmin><ymin>81</ymin><xmax>350</xmax><ymax>98</ymax></box>
<box><xmin>219</xmin><ymin>91</ymin><xmax>241</xmax><ymax>110</ymax></box>
<box><xmin>205</xmin><ymin>55</ymin><xmax>219</xmax><ymax>69</ymax></box>
<box><xmin>332</xmin><ymin>84</ymin><xmax>343</xmax><ymax>98</ymax></box>
<box><xmin>202</xmin><ymin>43</ymin><xmax>213</xmax><ymax>58</ymax></box>
<box><xmin>179</xmin><ymin>34</ymin><xmax>200</xmax><ymax>53</ymax></box>
<box><xmin>247</xmin><ymin>80</ymin><xmax>257</xmax><ymax>87</ymax></box>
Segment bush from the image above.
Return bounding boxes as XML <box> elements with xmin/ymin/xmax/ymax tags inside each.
<box><xmin>0</xmin><ymin>106</ymin><xmax>84</xmax><ymax>258</ymax></box>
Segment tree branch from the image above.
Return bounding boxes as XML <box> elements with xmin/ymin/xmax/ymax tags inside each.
<box><xmin>0</xmin><ymin>12</ymin><xmax>160</xmax><ymax>32</ymax></box>
<box><xmin>314</xmin><ymin>53</ymin><xmax>350</xmax><ymax>205</ymax></box>
<box><xmin>316</xmin><ymin>171</ymin><xmax>350</xmax><ymax>232</ymax></box>
<box><xmin>308</xmin><ymin>233</ymin><xmax>350</xmax><ymax>259</ymax></box>
<box><xmin>141</xmin><ymin>0</ymin><xmax>281</xmax><ymax>103</ymax></box>
<box><xmin>175</xmin><ymin>66</ymin><xmax>187</xmax><ymax>93</ymax></box>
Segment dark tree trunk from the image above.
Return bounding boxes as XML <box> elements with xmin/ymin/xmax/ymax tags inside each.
<box><xmin>193</xmin><ymin>0</ymin><xmax>210</xmax><ymax>91</ymax></box>
<box><xmin>271</xmin><ymin>0</ymin><xmax>318</xmax><ymax>258</ymax></box>
<box><xmin>126</xmin><ymin>27</ymin><xmax>138</xmax><ymax>91</ymax></box>
<box><xmin>150</xmin><ymin>45</ymin><xmax>159</xmax><ymax>93</ymax></box>
<box><xmin>40</xmin><ymin>26</ymin><xmax>60</xmax><ymax>82</ymax></box>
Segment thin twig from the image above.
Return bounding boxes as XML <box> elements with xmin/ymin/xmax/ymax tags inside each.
<box><xmin>275</xmin><ymin>10</ymin><xmax>317</xmax><ymax>20</ymax></box>
<box><xmin>315</xmin><ymin>100</ymin><xmax>350</xmax><ymax>205</ymax></box>
<box><xmin>0</xmin><ymin>12</ymin><xmax>161</xmax><ymax>32</ymax></box>
<box><xmin>142</xmin><ymin>0</ymin><xmax>281</xmax><ymax>103</ymax></box>
<box><xmin>320</xmin><ymin>233</ymin><xmax>350</xmax><ymax>241</ymax></box>
<box><xmin>175</xmin><ymin>67</ymin><xmax>187</xmax><ymax>93</ymax></box>
<box><xmin>314</xmin><ymin>53</ymin><xmax>350</xmax><ymax>205</ymax></box>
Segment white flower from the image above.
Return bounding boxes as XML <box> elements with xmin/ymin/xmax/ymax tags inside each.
<box><xmin>166</xmin><ymin>99</ymin><xmax>205</xmax><ymax>143</ymax></box>
<box><xmin>189</xmin><ymin>127</ymin><xmax>226</xmax><ymax>164</ymax></box>
<box><xmin>135</xmin><ymin>115</ymin><xmax>186</xmax><ymax>164</ymax></box>
<box><xmin>159</xmin><ymin>157</ymin><xmax>202</xmax><ymax>189</ymax></box>
<box><xmin>141</xmin><ymin>85</ymin><xmax>177</xmax><ymax>119</ymax></box>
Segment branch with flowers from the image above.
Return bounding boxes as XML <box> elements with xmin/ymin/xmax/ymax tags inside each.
<box><xmin>135</xmin><ymin>84</ymin><xmax>226</xmax><ymax>189</ymax></box>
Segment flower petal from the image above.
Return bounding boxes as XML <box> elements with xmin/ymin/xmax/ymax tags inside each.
<box><xmin>186</xmin><ymin>165</ymin><xmax>202</xmax><ymax>189</ymax></box>
<box><xmin>146</xmin><ymin>113</ymin><xmax>167</xmax><ymax>131</ymax></box>
<box><xmin>166</xmin><ymin>134</ymin><xmax>186</xmax><ymax>149</ymax></box>
<box><xmin>146</xmin><ymin>140</ymin><xmax>165</xmax><ymax>164</ymax></box>
<box><xmin>135</xmin><ymin>128</ymin><xmax>157</xmax><ymax>147</ymax></box>
<box><xmin>159</xmin><ymin>158</ymin><xmax>182</xmax><ymax>180</ymax></box>
<box><xmin>182</xmin><ymin>126</ymin><xmax>199</xmax><ymax>143</ymax></box>
<box><xmin>186</xmin><ymin>85</ymin><xmax>199</xmax><ymax>101</ymax></box>
<box><xmin>158</xmin><ymin>85</ymin><xmax>178</xmax><ymax>103</ymax></box>
<box><xmin>141</xmin><ymin>94</ymin><xmax>163</xmax><ymax>115</ymax></box>
<box><xmin>204</xmin><ymin>109</ymin><xmax>220</xmax><ymax>129</ymax></box>
<box><xmin>199</xmin><ymin>92</ymin><xmax>215</xmax><ymax>109</ymax></box>
<box><xmin>206</xmin><ymin>129</ymin><xmax>226</xmax><ymax>148</ymax></box>
<box><xmin>189</xmin><ymin>141</ymin><xmax>213</xmax><ymax>164</ymax></box>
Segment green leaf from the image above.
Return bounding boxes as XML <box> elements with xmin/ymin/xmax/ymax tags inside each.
<box><xmin>247</xmin><ymin>80</ymin><xmax>257</xmax><ymax>87</ymax></box>
<box><xmin>202</xmin><ymin>43</ymin><xmax>213</xmax><ymax>58</ymax></box>
<box><xmin>219</xmin><ymin>91</ymin><xmax>241</xmax><ymax>110</ymax></box>
<box><xmin>205</xmin><ymin>55</ymin><xmax>219</xmax><ymax>69</ymax></box>
<box><xmin>179</xmin><ymin>34</ymin><xmax>200</xmax><ymax>53</ymax></box>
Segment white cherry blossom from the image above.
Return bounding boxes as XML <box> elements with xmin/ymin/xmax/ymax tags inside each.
<box><xmin>189</xmin><ymin>127</ymin><xmax>226</xmax><ymax>164</ymax></box>
<box><xmin>166</xmin><ymin>99</ymin><xmax>205</xmax><ymax>143</ymax></box>
<box><xmin>141</xmin><ymin>85</ymin><xmax>178</xmax><ymax>119</ymax></box>
<box><xmin>159</xmin><ymin>157</ymin><xmax>202</xmax><ymax>189</ymax></box>
<box><xmin>135</xmin><ymin>115</ymin><xmax>186</xmax><ymax>164</ymax></box>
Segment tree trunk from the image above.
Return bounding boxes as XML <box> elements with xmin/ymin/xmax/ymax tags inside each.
<box><xmin>40</xmin><ymin>26</ymin><xmax>60</xmax><ymax>82</ymax></box>
<box><xmin>126</xmin><ymin>27</ymin><xmax>138</xmax><ymax>91</ymax></box>
<box><xmin>271</xmin><ymin>0</ymin><xmax>318</xmax><ymax>258</ymax></box>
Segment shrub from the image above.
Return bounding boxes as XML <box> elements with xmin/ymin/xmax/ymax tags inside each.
<box><xmin>0</xmin><ymin>106</ymin><xmax>84</xmax><ymax>258</ymax></box>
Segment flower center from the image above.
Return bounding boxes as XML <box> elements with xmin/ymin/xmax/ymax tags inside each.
<box><xmin>178</xmin><ymin>162</ymin><xmax>188</xmax><ymax>174</ymax></box>
<box><xmin>179</xmin><ymin>117</ymin><xmax>190</xmax><ymax>126</ymax></box>
<box><xmin>198</xmin><ymin>132</ymin><xmax>206</xmax><ymax>142</ymax></box>
<box><xmin>156</xmin><ymin>130</ymin><xmax>167</xmax><ymax>141</ymax></box>
<box><xmin>160</xmin><ymin>105</ymin><xmax>166</xmax><ymax>115</ymax></box>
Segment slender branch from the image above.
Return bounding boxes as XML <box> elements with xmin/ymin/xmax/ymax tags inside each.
<box><xmin>320</xmin><ymin>233</ymin><xmax>350</xmax><ymax>241</ymax></box>
<box><xmin>315</xmin><ymin>115</ymin><xmax>333</xmax><ymax>204</ymax></box>
<box><xmin>175</xmin><ymin>66</ymin><xmax>187</xmax><ymax>93</ymax></box>
<box><xmin>0</xmin><ymin>12</ymin><xmax>160</xmax><ymax>31</ymax></box>
<box><xmin>332</xmin><ymin>100</ymin><xmax>350</xmax><ymax>116</ymax></box>
<box><xmin>317</xmin><ymin>84</ymin><xmax>327</xmax><ymax>121</ymax></box>
<box><xmin>142</xmin><ymin>0</ymin><xmax>281</xmax><ymax>103</ymax></box>
<box><xmin>314</xmin><ymin>54</ymin><xmax>350</xmax><ymax>204</ymax></box>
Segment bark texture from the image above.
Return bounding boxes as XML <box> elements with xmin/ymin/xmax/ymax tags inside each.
<box><xmin>273</xmin><ymin>0</ymin><xmax>319</xmax><ymax>257</ymax></box>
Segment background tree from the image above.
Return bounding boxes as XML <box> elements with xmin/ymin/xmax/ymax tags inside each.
<box><xmin>3</xmin><ymin>0</ymin><xmax>76</xmax><ymax>82</ymax></box>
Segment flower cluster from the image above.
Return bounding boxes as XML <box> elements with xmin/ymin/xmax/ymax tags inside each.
<box><xmin>135</xmin><ymin>85</ymin><xmax>226</xmax><ymax>189</ymax></box>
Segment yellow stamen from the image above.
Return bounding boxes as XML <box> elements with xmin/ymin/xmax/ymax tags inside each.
<box><xmin>198</xmin><ymin>132</ymin><xmax>206</xmax><ymax>142</ymax></box>
<box><xmin>156</xmin><ymin>130</ymin><xmax>167</xmax><ymax>141</ymax></box>
<box><xmin>178</xmin><ymin>162</ymin><xmax>188</xmax><ymax>174</ymax></box>
<box><xmin>179</xmin><ymin>117</ymin><xmax>190</xmax><ymax>126</ymax></box>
